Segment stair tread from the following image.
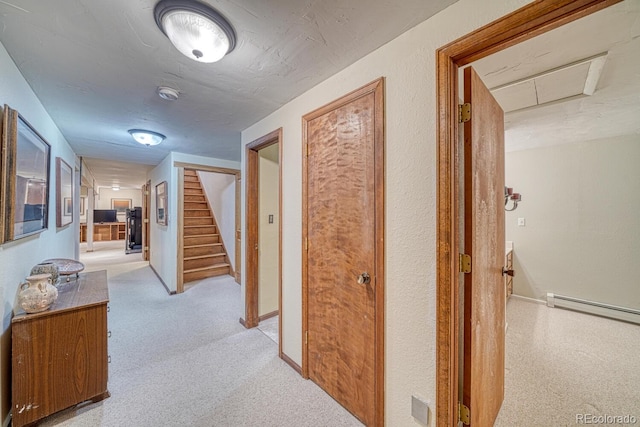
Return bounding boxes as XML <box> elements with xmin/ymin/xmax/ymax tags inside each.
<box><xmin>184</xmin><ymin>264</ymin><xmax>230</xmax><ymax>273</ymax></box>
<box><xmin>184</xmin><ymin>243</ymin><xmax>223</xmax><ymax>248</ymax></box>
<box><xmin>184</xmin><ymin>253</ymin><xmax>226</xmax><ymax>261</ymax></box>
<box><xmin>184</xmin><ymin>225</ymin><xmax>216</xmax><ymax>228</ymax></box>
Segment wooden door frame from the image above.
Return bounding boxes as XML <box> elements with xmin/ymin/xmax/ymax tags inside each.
<box><xmin>435</xmin><ymin>1</ymin><xmax>620</xmax><ymax>425</ymax></box>
<box><xmin>301</xmin><ymin>78</ymin><xmax>385</xmax><ymax>426</ymax></box>
<box><xmin>175</xmin><ymin>162</ymin><xmax>241</xmax><ymax>294</ymax></box>
<box><xmin>244</xmin><ymin>128</ymin><xmax>283</xmax><ymax>346</ymax></box>
<box><xmin>143</xmin><ymin>180</ymin><xmax>151</xmax><ymax>261</ymax></box>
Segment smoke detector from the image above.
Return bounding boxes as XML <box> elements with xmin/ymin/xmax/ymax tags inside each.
<box><xmin>157</xmin><ymin>86</ymin><xmax>179</xmax><ymax>101</ymax></box>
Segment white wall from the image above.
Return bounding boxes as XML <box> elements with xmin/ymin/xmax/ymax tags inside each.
<box><xmin>506</xmin><ymin>135</ymin><xmax>640</xmax><ymax>309</ymax></box>
<box><xmin>149</xmin><ymin>152</ymin><xmax>240</xmax><ymax>293</ymax></box>
<box><xmin>197</xmin><ymin>171</ymin><xmax>236</xmax><ymax>270</ymax></box>
<box><xmin>96</xmin><ymin>187</ymin><xmax>143</xmax><ymax>223</ymax></box>
<box><xmin>258</xmin><ymin>145</ymin><xmax>279</xmax><ymax>316</ymax></box>
<box><xmin>240</xmin><ymin>0</ymin><xmax>530</xmax><ymax>424</ymax></box>
<box><xmin>149</xmin><ymin>154</ymin><xmax>175</xmax><ymax>292</ymax></box>
<box><xmin>0</xmin><ymin>41</ymin><xmax>78</xmax><ymax>423</ymax></box>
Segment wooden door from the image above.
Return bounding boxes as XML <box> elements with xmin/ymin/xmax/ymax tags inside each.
<box><xmin>462</xmin><ymin>66</ymin><xmax>506</xmax><ymax>426</ymax></box>
<box><xmin>303</xmin><ymin>79</ymin><xmax>384</xmax><ymax>426</ymax></box>
<box><xmin>143</xmin><ymin>180</ymin><xmax>150</xmax><ymax>261</ymax></box>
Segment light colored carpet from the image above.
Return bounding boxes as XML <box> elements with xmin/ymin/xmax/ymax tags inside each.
<box><xmin>258</xmin><ymin>316</ymin><xmax>279</xmax><ymax>344</ymax></box>
<box><xmin>495</xmin><ymin>297</ymin><xmax>640</xmax><ymax>426</ymax></box>
<box><xmin>39</xmin><ymin>241</ymin><xmax>361</xmax><ymax>427</ymax></box>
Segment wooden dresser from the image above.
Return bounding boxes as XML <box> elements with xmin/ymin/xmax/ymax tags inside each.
<box><xmin>12</xmin><ymin>270</ymin><xmax>110</xmax><ymax>427</ymax></box>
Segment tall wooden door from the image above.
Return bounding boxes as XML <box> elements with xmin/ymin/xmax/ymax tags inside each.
<box><xmin>462</xmin><ymin>66</ymin><xmax>506</xmax><ymax>426</ymax></box>
<box><xmin>303</xmin><ymin>79</ymin><xmax>384</xmax><ymax>426</ymax></box>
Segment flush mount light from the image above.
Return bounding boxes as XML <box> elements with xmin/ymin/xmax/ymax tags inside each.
<box><xmin>154</xmin><ymin>0</ymin><xmax>236</xmax><ymax>63</ymax></box>
<box><xmin>112</xmin><ymin>186</ymin><xmax>120</xmax><ymax>191</ymax></box>
<box><xmin>128</xmin><ymin>129</ymin><xmax>166</xmax><ymax>146</ymax></box>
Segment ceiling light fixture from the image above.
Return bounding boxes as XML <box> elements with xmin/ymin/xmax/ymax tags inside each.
<box><xmin>128</xmin><ymin>129</ymin><xmax>166</xmax><ymax>146</ymax></box>
<box><xmin>157</xmin><ymin>86</ymin><xmax>180</xmax><ymax>101</ymax></box>
<box><xmin>112</xmin><ymin>186</ymin><xmax>120</xmax><ymax>191</ymax></box>
<box><xmin>154</xmin><ymin>0</ymin><xmax>236</xmax><ymax>63</ymax></box>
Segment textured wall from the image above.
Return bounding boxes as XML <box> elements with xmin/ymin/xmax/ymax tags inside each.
<box><xmin>506</xmin><ymin>135</ymin><xmax>640</xmax><ymax>309</ymax></box>
<box><xmin>0</xmin><ymin>41</ymin><xmax>78</xmax><ymax>424</ymax></box>
<box><xmin>198</xmin><ymin>171</ymin><xmax>236</xmax><ymax>269</ymax></box>
<box><xmin>241</xmin><ymin>0</ymin><xmax>531</xmax><ymax>424</ymax></box>
<box><xmin>258</xmin><ymin>145</ymin><xmax>279</xmax><ymax>316</ymax></box>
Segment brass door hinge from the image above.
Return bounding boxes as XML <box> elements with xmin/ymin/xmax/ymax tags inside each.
<box><xmin>459</xmin><ymin>253</ymin><xmax>472</xmax><ymax>274</ymax></box>
<box><xmin>458</xmin><ymin>103</ymin><xmax>471</xmax><ymax>123</ymax></box>
<box><xmin>305</xmin><ymin>238</ymin><xmax>308</xmax><ymax>251</ymax></box>
<box><xmin>143</xmin><ymin>218</ymin><xmax>149</xmax><ymax>223</ymax></box>
<box><xmin>305</xmin><ymin>331</ymin><xmax>309</xmax><ymax>345</ymax></box>
<box><xmin>144</xmin><ymin>246</ymin><xmax>149</xmax><ymax>251</ymax></box>
<box><xmin>459</xmin><ymin>403</ymin><xmax>470</xmax><ymax>425</ymax></box>
<box><xmin>306</xmin><ymin>144</ymin><xmax>310</xmax><ymax>157</ymax></box>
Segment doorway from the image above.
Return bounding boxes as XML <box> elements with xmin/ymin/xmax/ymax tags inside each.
<box><xmin>176</xmin><ymin>164</ymin><xmax>240</xmax><ymax>294</ymax></box>
<box><xmin>435</xmin><ymin>0</ymin><xmax>620</xmax><ymax>425</ymax></box>
<box><xmin>244</xmin><ymin>129</ymin><xmax>283</xmax><ymax>356</ymax></box>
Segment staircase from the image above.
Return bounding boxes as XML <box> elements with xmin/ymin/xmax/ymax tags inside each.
<box><xmin>182</xmin><ymin>169</ymin><xmax>231</xmax><ymax>283</ymax></box>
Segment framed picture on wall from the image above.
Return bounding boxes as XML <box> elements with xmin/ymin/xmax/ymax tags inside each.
<box><xmin>111</xmin><ymin>198</ymin><xmax>131</xmax><ymax>213</ymax></box>
<box><xmin>56</xmin><ymin>157</ymin><xmax>73</xmax><ymax>227</ymax></box>
<box><xmin>1</xmin><ymin>105</ymin><xmax>51</xmax><ymax>242</ymax></box>
<box><xmin>156</xmin><ymin>181</ymin><xmax>167</xmax><ymax>225</ymax></box>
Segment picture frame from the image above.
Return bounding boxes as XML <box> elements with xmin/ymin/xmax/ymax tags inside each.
<box><xmin>56</xmin><ymin>157</ymin><xmax>73</xmax><ymax>227</ymax></box>
<box><xmin>156</xmin><ymin>181</ymin><xmax>167</xmax><ymax>225</ymax></box>
<box><xmin>1</xmin><ymin>105</ymin><xmax>51</xmax><ymax>243</ymax></box>
<box><xmin>111</xmin><ymin>198</ymin><xmax>131</xmax><ymax>213</ymax></box>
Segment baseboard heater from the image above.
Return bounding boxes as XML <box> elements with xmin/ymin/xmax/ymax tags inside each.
<box><xmin>546</xmin><ymin>293</ymin><xmax>640</xmax><ymax>325</ymax></box>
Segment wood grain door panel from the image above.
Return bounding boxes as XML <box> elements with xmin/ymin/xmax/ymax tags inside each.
<box><xmin>462</xmin><ymin>66</ymin><xmax>506</xmax><ymax>426</ymax></box>
<box><xmin>304</xmin><ymin>79</ymin><xmax>384</xmax><ymax>426</ymax></box>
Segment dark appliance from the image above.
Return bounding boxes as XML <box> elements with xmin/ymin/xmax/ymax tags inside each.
<box><xmin>125</xmin><ymin>207</ymin><xmax>142</xmax><ymax>254</ymax></box>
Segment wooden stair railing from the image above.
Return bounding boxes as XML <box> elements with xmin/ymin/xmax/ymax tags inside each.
<box><xmin>182</xmin><ymin>169</ymin><xmax>231</xmax><ymax>283</ymax></box>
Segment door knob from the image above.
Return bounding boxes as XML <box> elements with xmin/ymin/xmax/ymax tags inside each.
<box><xmin>357</xmin><ymin>272</ymin><xmax>371</xmax><ymax>285</ymax></box>
<box><xmin>502</xmin><ymin>268</ymin><xmax>515</xmax><ymax>277</ymax></box>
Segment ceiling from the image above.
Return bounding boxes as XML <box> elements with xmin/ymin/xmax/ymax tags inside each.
<box><xmin>1</xmin><ymin>1</ymin><xmax>638</xmax><ymax>191</ymax></box>
<box><xmin>0</xmin><ymin>0</ymin><xmax>457</xmax><ymax>189</ymax></box>
<box><xmin>470</xmin><ymin>0</ymin><xmax>640</xmax><ymax>152</ymax></box>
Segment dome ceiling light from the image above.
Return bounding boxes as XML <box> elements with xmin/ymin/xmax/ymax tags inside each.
<box><xmin>154</xmin><ymin>0</ymin><xmax>237</xmax><ymax>63</ymax></box>
<box><xmin>128</xmin><ymin>129</ymin><xmax>166</xmax><ymax>146</ymax></box>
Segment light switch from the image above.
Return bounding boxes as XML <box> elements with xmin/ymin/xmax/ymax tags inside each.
<box><xmin>268</xmin><ymin>214</ymin><xmax>274</xmax><ymax>224</ymax></box>
<box><xmin>517</xmin><ymin>217</ymin><xmax>525</xmax><ymax>227</ymax></box>
<box><xmin>411</xmin><ymin>395</ymin><xmax>429</xmax><ymax>425</ymax></box>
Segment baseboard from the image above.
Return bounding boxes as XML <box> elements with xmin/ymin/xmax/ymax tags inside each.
<box><xmin>258</xmin><ymin>310</ymin><xmax>279</xmax><ymax>322</ymax></box>
<box><xmin>239</xmin><ymin>317</ymin><xmax>247</xmax><ymax>328</ymax></box>
<box><xmin>281</xmin><ymin>352</ymin><xmax>302</xmax><ymax>376</ymax></box>
<box><xmin>149</xmin><ymin>264</ymin><xmax>176</xmax><ymax>295</ymax></box>
<box><xmin>510</xmin><ymin>294</ymin><xmax>546</xmax><ymax>305</ymax></box>
<box><xmin>547</xmin><ymin>292</ymin><xmax>640</xmax><ymax>325</ymax></box>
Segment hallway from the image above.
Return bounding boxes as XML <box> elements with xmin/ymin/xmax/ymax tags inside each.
<box><xmin>39</xmin><ymin>241</ymin><xmax>360</xmax><ymax>426</ymax></box>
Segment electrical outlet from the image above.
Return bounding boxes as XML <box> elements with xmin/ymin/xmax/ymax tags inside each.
<box><xmin>517</xmin><ymin>217</ymin><xmax>525</xmax><ymax>227</ymax></box>
<box><xmin>411</xmin><ymin>395</ymin><xmax>429</xmax><ymax>425</ymax></box>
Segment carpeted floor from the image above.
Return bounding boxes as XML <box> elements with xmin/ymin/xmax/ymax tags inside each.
<box><xmin>495</xmin><ymin>297</ymin><xmax>640</xmax><ymax>426</ymax></box>
<box><xmin>37</xmin><ymin>241</ymin><xmax>639</xmax><ymax>426</ymax></box>
<box><xmin>39</xmin><ymin>241</ymin><xmax>361</xmax><ymax>427</ymax></box>
<box><xmin>258</xmin><ymin>316</ymin><xmax>279</xmax><ymax>344</ymax></box>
